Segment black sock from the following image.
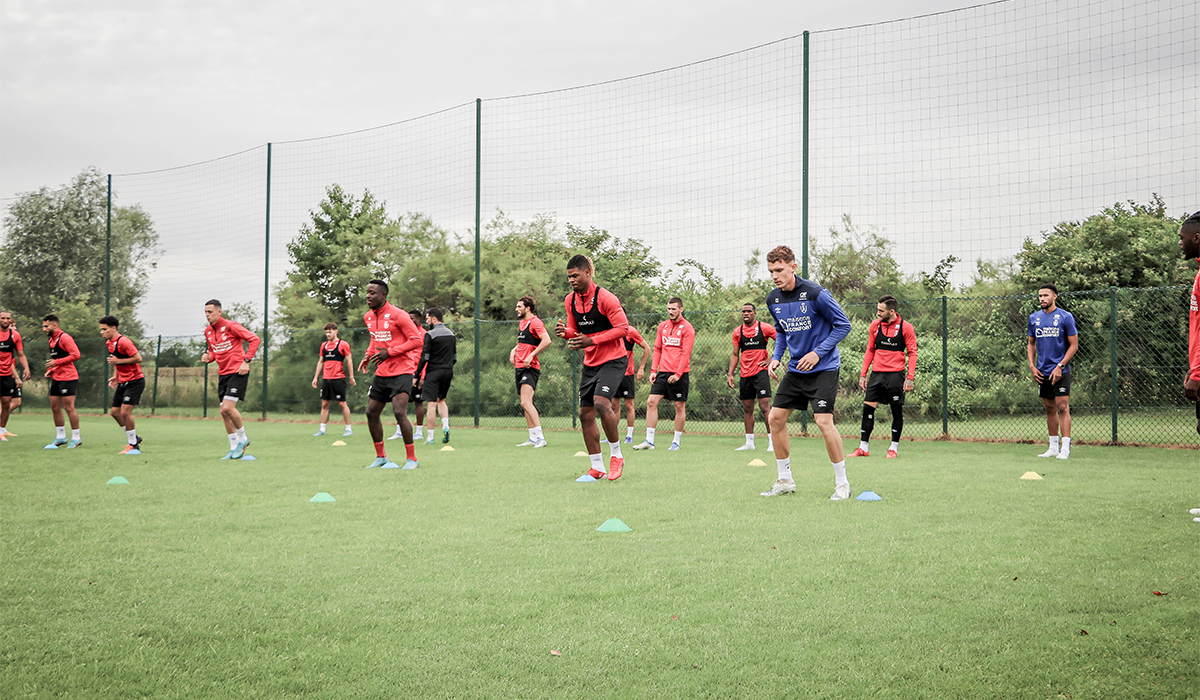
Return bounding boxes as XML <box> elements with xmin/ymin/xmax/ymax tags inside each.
<box><xmin>860</xmin><ymin>404</ymin><xmax>875</xmax><ymax>443</ymax></box>
<box><xmin>890</xmin><ymin>403</ymin><xmax>904</xmax><ymax>443</ymax></box>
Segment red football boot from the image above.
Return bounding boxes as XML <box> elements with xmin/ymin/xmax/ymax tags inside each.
<box><xmin>848</xmin><ymin>447</ymin><xmax>869</xmax><ymax>458</ymax></box>
<box><xmin>607</xmin><ymin>457</ymin><xmax>624</xmax><ymax>481</ymax></box>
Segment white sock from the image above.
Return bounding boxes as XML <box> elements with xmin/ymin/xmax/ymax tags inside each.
<box><xmin>228</xmin><ymin>433</ymin><xmax>239</xmax><ymax>449</ymax></box>
<box><xmin>646</xmin><ymin>427</ymin><xmax>656</xmax><ymax>443</ymax></box>
<box><xmin>673</xmin><ymin>431</ymin><xmax>683</xmax><ymax>445</ymax></box>
<box><xmin>56</xmin><ymin>426</ymin><xmax>66</xmax><ymax>439</ymax></box>
<box><xmin>777</xmin><ymin>458</ymin><xmax>792</xmax><ymax>481</ymax></box>
<box><xmin>0</xmin><ymin>427</ymin><xmax>6</xmax><ymax>436</ymax></box>
<box><xmin>767</xmin><ymin>437</ymin><xmax>774</xmax><ymax>451</ymax></box>
<box><xmin>534</xmin><ymin>426</ymin><xmax>543</xmax><ymax>439</ymax></box>
<box><xmin>859</xmin><ymin>440</ymin><xmax>870</xmax><ymax>451</ymax></box>
<box><xmin>126</xmin><ymin>429</ymin><xmax>137</xmax><ymax>446</ymax></box>
<box><xmin>71</xmin><ymin>429</ymin><xmax>80</xmax><ymax>441</ymax></box>
<box><xmin>319</xmin><ymin>423</ymin><xmax>327</xmax><ymax>432</ymax></box>
<box><xmin>889</xmin><ymin>441</ymin><xmax>899</xmax><ymax>452</ymax></box>
<box><xmin>344</xmin><ymin>425</ymin><xmax>352</xmax><ymax>433</ymax></box>
<box><xmin>745</xmin><ymin>433</ymin><xmax>755</xmax><ymax>445</ymax></box>
<box><xmin>833</xmin><ymin>460</ymin><xmax>848</xmax><ymax>487</ymax></box>
<box><xmin>590</xmin><ymin>453</ymin><xmax>605</xmax><ymax>473</ymax></box>
<box><xmin>610</xmin><ymin>441</ymin><xmax>623</xmax><ymax>459</ymax></box>
<box><xmin>626</xmin><ymin>427</ymin><xmax>634</xmax><ymax>439</ymax></box>
<box><xmin>442</xmin><ymin>418</ymin><xmax>449</xmax><ymax>431</ymax></box>
<box><xmin>236</xmin><ymin>427</ymin><xmax>247</xmax><ymax>442</ymax></box>
<box><xmin>1049</xmin><ymin>436</ymin><xmax>1059</xmax><ymax>450</ymax></box>
<box><xmin>412</xmin><ymin>426</ymin><xmax>421</xmax><ymax>437</ymax></box>
<box><xmin>529</xmin><ymin>428</ymin><xmax>537</xmax><ymax>440</ymax></box>
<box><xmin>1061</xmin><ymin>437</ymin><xmax>1071</xmax><ymax>451</ymax></box>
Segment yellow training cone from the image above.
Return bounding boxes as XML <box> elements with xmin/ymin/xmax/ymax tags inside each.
<box><xmin>1019</xmin><ymin>471</ymin><xmax>1043</xmax><ymax>480</ymax></box>
<box><xmin>440</xmin><ymin>445</ymin><xmax>455</xmax><ymax>452</ymax></box>
<box><xmin>331</xmin><ymin>440</ymin><xmax>347</xmax><ymax>446</ymax></box>
<box><xmin>574</xmin><ymin>451</ymin><xmax>588</xmax><ymax>457</ymax></box>
<box><xmin>748</xmin><ymin>458</ymin><xmax>768</xmax><ymax>467</ymax></box>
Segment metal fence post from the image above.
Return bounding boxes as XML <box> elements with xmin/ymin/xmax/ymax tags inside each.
<box><xmin>151</xmin><ymin>335</ymin><xmax>161</xmax><ymax>415</ymax></box>
<box><xmin>474</xmin><ymin>98</ymin><xmax>482</xmax><ymax>428</ymax></box>
<box><xmin>941</xmin><ymin>295</ymin><xmax>949</xmax><ymax>436</ymax></box>
<box><xmin>203</xmin><ymin>361</ymin><xmax>208</xmax><ymax>419</ymax></box>
<box><xmin>801</xmin><ymin>29</ymin><xmax>810</xmax><ymax>279</ymax></box>
<box><xmin>1109</xmin><ymin>287</ymin><xmax>1119</xmax><ymax>443</ymax></box>
<box><xmin>571</xmin><ymin>350</ymin><xmax>578</xmax><ymax>429</ymax></box>
<box><xmin>103</xmin><ymin>174</ymin><xmax>112</xmax><ymax>410</ymax></box>
<box><xmin>262</xmin><ymin>142</ymin><xmax>271</xmax><ymax>420</ymax></box>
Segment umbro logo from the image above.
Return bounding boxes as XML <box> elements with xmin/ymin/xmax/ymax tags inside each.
<box><xmin>675</xmin><ymin>393</ymin><xmax>682</xmax><ymax>398</ymax></box>
<box><xmin>760</xmin><ymin>390</ymin><xmax>767</xmax><ymax>395</ymax></box>
<box><xmin>1059</xmin><ymin>387</ymin><xmax>1066</xmax><ymax>393</ymax></box>
<box><xmin>816</xmin><ymin>400</ymin><xmax>827</xmax><ymax>408</ymax></box>
<box><xmin>893</xmin><ymin>396</ymin><xmax>900</xmax><ymax>401</ymax></box>
<box><xmin>601</xmin><ymin>386</ymin><xmax>609</xmax><ymax>392</ymax></box>
<box><xmin>230</xmin><ymin>388</ymin><xmax>238</xmax><ymax>394</ymax></box>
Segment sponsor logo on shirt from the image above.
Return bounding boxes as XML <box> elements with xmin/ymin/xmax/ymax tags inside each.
<box><xmin>1034</xmin><ymin>327</ymin><xmax>1062</xmax><ymax>338</ymax></box>
<box><xmin>663</xmin><ymin>336</ymin><xmax>681</xmax><ymax>347</ymax></box>
<box><xmin>372</xmin><ymin>331</ymin><xmax>393</xmax><ymax>342</ymax></box>
<box><xmin>211</xmin><ymin>340</ymin><xmax>234</xmax><ymax>353</ymax></box>
<box><xmin>780</xmin><ymin>316</ymin><xmax>812</xmax><ymax>333</ymax></box>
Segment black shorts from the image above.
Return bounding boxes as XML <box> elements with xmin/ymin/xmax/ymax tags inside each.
<box><xmin>1038</xmin><ymin>372</ymin><xmax>1072</xmax><ymax>400</ymax></box>
<box><xmin>739</xmin><ymin>371</ymin><xmax>772</xmax><ymax>401</ymax></box>
<box><xmin>369</xmin><ymin>374</ymin><xmax>413</xmax><ymax>403</ymax></box>
<box><xmin>617</xmin><ymin>374</ymin><xmax>636</xmax><ymax>400</ymax></box>
<box><xmin>515</xmin><ymin>367</ymin><xmax>541</xmax><ymax>392</ymax></box>
<box><xmin>218</xmin><ymin>373</ymin><xmax>249</xmax><ymax>403</ymax></box>
<box><xmin>0</xmin><ymin>375</ymin><xmax>17</xmax><ymax>398</ymax></box>
<box><xmin>112</xmin><ymin>378</ymin><xmax>145</xmax><ymax>407</ymax></box>
<box><xmin>773</xmin><ymin>370</ymin><xmax>838</xmax><ymax>413</ymax></box>
<box><xmin>422</xmin><ymin>368</ymin><xmax>453</xmax><ymax>401</ymax></box>
<box><xmin>579</xmin><ymin>357</ymin><xmax>627</xmax><ymax>408</ymax></box>
<box><xmin>321</xmin><ymin>378</ymin><xmax>348</xmax><ymax>402</ymax></box>
<box><xmin>650</xmin><ymin>371</ymin><xmax>690</xmax><ymax>402</ymax></box>
<box><xmin>49</xmin><ymin>379</ymin><xmax>79</xmax><ymax>398</ymax></box>
<box><xmin>864</xmin><ymin>371</ymin><xmax>905</xmax><ymax>406</ymax></box>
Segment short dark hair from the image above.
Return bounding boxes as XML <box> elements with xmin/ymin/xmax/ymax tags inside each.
<box><xmin>1184</xmin><ymin>211</ymin><xmax>1200</xmax><ymax>227</ymax></box>
<box><xmin>742</xmin><ymin>302</ymin><xmax>756</xmax><ymax>310</ymax></box>
<box><xmin>566</xmin><ymin>254</ymin><xmax>592</xmax><ymax>272</ymax></box>
<box><xmin>426</xmin><ymin>307</ymin><xmax>444</xmax><ymax>322</ymax></box>
<box><xmin>205</xmin><ymin>299</ymin><xmax>222</xmax><ymax>309</ymax></box>
<box><xmin>99</xmin><ymin>315</ymin><xmax>120</xmax><ymax>327</ymax></box>
<box><xmin>518</xmin><ymin>296</ymin><xmax>536</xmax><ymax>314</ymax></box>
<box><xmin>668</xmin><ymin>297</ymin><xmax>683</xmax><ymax>307</ymax></box>
<box><xmin>1039</xmin><ymin>283</ymin><xmax>1058</xmax><ymax>295</ymax></box>
<box><xmin>368</xmin><ymin>279</ymin><xmax>389</xmax><ymax>295</ymax></box>
<box><xmin>766</xmin><ymin>245</ymin><xmax>795</xmax><ymax>264</ymax></box>
<box><xmin>878</xmin><ymin>295</ymin><xmax>898</xmax><ymax>311</ymax></box>
<box><xmin>323</xmin><ymin>322</ymin><xmax>338</xmax><ymax>331</ymax></box>
<box><xmin>408</xmin><ymin>308</ymin><xmax>422</xmax><ymax>317</ymax></box>
<box><xmin>43</xmin><ymin>314</ymin><xmax>59</xmax><ymax>323</ymax></box>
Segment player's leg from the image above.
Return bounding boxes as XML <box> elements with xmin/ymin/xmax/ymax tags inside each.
<box><xmin>624</xmin><ymin>397</ymin><xmax>636</xmax><ymax>442</ymax></box>
<box><xmin>595</xmin><ymin>394</ymin><xmax>624</xmax><ymax>480</ymax></box>
<box><xmin>761</xmin><ymin>406</ymin><xmax>796</xmax><ymax>496</ymax></box>
<box><xmin>814</xmin><ymin>412</ymin><xmax>851</xmax><ymax>500</ymax></box>
<box><xmin>757</xmin><ymin>396</ymin><xmax>774</xmax><ymax>451</ymax></box>
<box><xmin>517</xmin><ymin>383</ymin><xmax>544</xmax><ymax>447</ymax></box>
<box><xmin>579</xmin><ymin>405</ymin><xmax>607</xmax><ymax>479</ymax></box>
<box><xmin>316</xmin><ymin>398</ymin><xmax>331</xmax><ymax>436</ymax></box>
<box><xmin>634</xmin><ymin>394</ymin><xmax>662</xmax><ymax>449</ymax></box>
<box><xmin>48</xmin><ymin>395</ymin><xmax>67</xmax><ymax>445</ymax></box>
<box><xmin>670</xmin><ymin>400</ymin><xmax>686</xmax><ymax>449</ymax></box>
<box><xmin>1055</xmin><ymin>395</ymin><xmax>1071</xmax><ymax>459</ymax></box>
<box><xmin>853</xmin><ymin>400</ymin><xmax>878</xmax><ymax>457</ymax></box>
<box><xmin>0</xmin><ymin>396</ymin><xmax>10</xmax><ymax>437</ymax></box>
<box><xmin>62</xmin><ymin>395</ymin><xmax>82</xmax><ymax>447</ymax></box>
<box><xmin>364</xmin><ymin>396</ymin><xmax>392</xmax><ymax>467</ymax></box>
<box><xmin>115</xmin><ymin>404</ymin><xmax>139</xmax><ymax>453</ymax></box>
<box><xmin>887</xmin><ymin>402</ymin><xmax>903</xmax><ymax>458</ymax></box>
<box><xmin>339</xmin><ymin>401</ymin><xmax>353</xmax><ymax>434</ymax></box>
<box><xmin>412</xmin><ymin>400</ymin><xmax>425</xmax><ymax>440</ymax></box>
<box><xmin>388</xmin><ymin>391</ymin><xmax>418</xmax><ymax>466</ymax></box>
<box><xmin>1038</xmin><ymin>396</ymin><xmax>1059</xmax><ymax>457</ymax></box>
<box><xmin>736</xmin><ymin>398</ymin><xmax>756</xmax><ymax>450</ymax></box>
<box><xmin>436</xmin><ymin>399</ymin><xmax>450</xmax><ymax>442</ymax></box>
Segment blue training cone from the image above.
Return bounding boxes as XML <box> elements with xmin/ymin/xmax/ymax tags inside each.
<box><xmin>381</xmin><ymin>461</ymin><xmax>401</xmax><ymax>469</ymax></box>
<box><xmin>240</xmin><ymin>455</ymin><xmax>257</xmax><ymax>461</ymax></box>
<box><xmin>856</xmin><ymin>490</ymin><xmax>882</xmax><ymax>501</ymax></box>
<box><xmin>575</xmin><ymin>474</ymin><xmax>599</xmax><ymax>482</ymax></box>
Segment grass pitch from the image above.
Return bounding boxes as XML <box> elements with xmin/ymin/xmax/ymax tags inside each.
<box><xmin>1</xmin><ymin>415</ymin><xmax>1196</xmax><ymax>699</ymax></box>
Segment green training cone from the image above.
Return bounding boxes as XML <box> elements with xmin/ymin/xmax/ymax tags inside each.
<box><xmin>106</xmin><ymin>476</ymin><xmax>130</xmax><ymax>485</ymax></box>
<box><xmin>309</xmin><ymin>492</ymin><xmax>336</xmax><ymax>502</ymax></box>
<box><xmin>595</xmin><ymin>518</ymin><xmax>632</xmax><ymax>532</ymax></box>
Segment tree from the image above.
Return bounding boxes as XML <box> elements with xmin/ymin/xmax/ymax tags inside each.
<box><xmin>0</xmin><ymin>167</ymin><xmax>158</xmax><ymax>337</ymax></box>
<box><xmin>812</xmin><ymin>215</ymin><xmax>910</xmax><ymax>304</ymax></box>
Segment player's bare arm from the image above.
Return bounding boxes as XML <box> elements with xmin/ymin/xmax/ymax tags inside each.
<box><xmin>1027</xmin><ymin>337</ymin><xmax>1044</xmax><ymax>382</ymax></box>
<box><xmin>768</xmin><ymin>358</ymin><xmax>783</xmax><ymax>381</ymax></box>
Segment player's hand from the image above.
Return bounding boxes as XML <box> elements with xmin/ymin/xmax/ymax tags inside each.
<box><xmin>357</xmin><ymin>359</ymin><xmax>369</xmax><ymax>374</ymax></box>
<box><xmin>14</xmin><ymin>377</ymin><xmax>22</xmax><ymax>389</ymax></box>
<box><xmin>567</xmin><ymin>335</ymin><xmax>594</xmax><ymax>350</ymax></box>
<box><xmin>312</xmin><ymin>379</ymin><xmax>319</xmax><ymax>389</ymax></box>
<box><xmin>44</xmin><ymin>358</ymin><xmax>56</xmax><ymax>370</ymax></box>
<box><xmin>858</xmin><ymin>376</ymin><xmax>868</xmax><ymax>391</ymax></box>
<box><xmin>201</xmin><ymin>352</ymin><xmax>211</xmax><ymax>364</ymax></box>
<box><xmin>636</xmin><ymin>369</ymin><xmax>644</xmax><ymax>381</ymax></box>
<box><xmin>1030</xmin><ymin>366</ymin><xmax>1044</xmax><ymax>383</ymax></box>
<box><xmin>727</xmin><ymin>374</ymin><xmax>735</xmax><ymax>389</ymax></box>
<box><xmin>903</xmin><ymin>378</ymin><xmax>914</xmax><ymax>392</ymax></box>
<box><xmin>649</xmin><ymin>370</ymin><xmax>657</xmax><ymax>384</ymax></box>
<box><xmin>1184</xmin><ymin>377</ymin><xmax>1199</xmax><ymax>402</ymax></box>
<box><xmin>1048</xmin><ymin>366</ymin><xmax>1062</xmax><ymax>384</ymax></box>
<box><xmin>795</xmin><ymin>351</ymin><xmax>820</xmax><ymax>372</ymax></box>
<box><xmin>370</xmin><ymin>348</ymin><xmax>390</xmax><ymax>365</ymax></box>
<box><xmin>667</xmin><ymin>374</ymin><xmax>679</xmax><ymax>384</ymax></box>
<box><xmin>237</xmin><ymin>361</ymin><xmax>251</xmax><ymax>376</ymax></box>
<box><xmin>768</xmin><ymin>359</ymin><xmax>782</xmax><ymax>381</ymax></box>
<box><xmin>349</xmin><ymin>377</ymin><xmax>356</xmax><ymax>387</ymax></box>
<box><xmin>108</xmin><ymin>377</ymin><xmax>118</xmax><ymax>389</ymax></box>
<box><xmin>21</xmin><ymin>369</ymin><xmax>30</xmax><ymax>381</ymax></box>
<box><xmin>757</xmin><ymin>359</ymin><xmax>768</xmax><ymax>368</ymax></box>
<box><xmin>106</xmin><ymin>355</ymin><xmax>118</xmax><ymax>365</ymax></box>
<box><xmin>554</xmin><ymin>320</ymin><xmax>568</xmax><ymax>338</ymax></box>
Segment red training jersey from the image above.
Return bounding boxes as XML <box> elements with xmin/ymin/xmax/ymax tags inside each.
<box><xmin>1189</xmin><ymin>269</ymin><xmax>1200</xmax><ymax>383</ymax></box>
<box><xmin>861</xmin><ymin>317</ymin><xmax>918</xmax><ymax>381</ymax></box>
<box><xmin>561</xmin><ymin>282</ymin><xmax>629</xmax><ymax>368</ymax></box>
<box><xmin>47</xmin><ymin>329</ymin><xmax>81</xmax><ymax>381</ymax></box>
<box><xmin>514</xmin><ymin>316</ymin><xmax>549</xmax><ymax>370</ymax></box>
<box><xmin>624</xmin><ymin>326</ymin><xmax>648</xmax><ymax>376</ymax></box>
<box><xmin>653</xmin><ymin>316</ymin><xmax>696</xmax><ymax>376</ymax></box>
<box><xmin>204</xmin><ymin>319</ymin><xmax>261</xmax><ymax>376</ymax></box>
<box><xmin>733</xmin><ymin>321</ymin><xmax>777</xmax><ymax>378</ymax></box>
<box><xmin>0</xmin><ymin>328</ymin><xmax>23</xmax><ymax>377</ymax></box>
<box><xmin>320</xmin><ymin>338</ymin><xmax>352</xmax><ymax>380</ymax></box>
<box><xmin>364</xmin><ymin>302</ymin><xmax>424</xmax><ymax>377</ymax></box>
<box><xmin>106</xmin><ymin>334</ymin><xmax>144</xmax><ymax>383</ymax></box>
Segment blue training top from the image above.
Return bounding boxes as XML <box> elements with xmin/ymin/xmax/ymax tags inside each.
<box><xmin>1028</xmin><ymin>307</ymin><xmax>1077</xmax><ymax>374</ymax></box>
<box><xmin>766</xmin><ymin>276</ymin><xmax>852</xmax><ymax>374</ymax></box>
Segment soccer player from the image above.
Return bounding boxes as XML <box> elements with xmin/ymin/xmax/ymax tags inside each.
<box><xmin>42</xmin><ymin>314</ymin><xmax>83</xmax><ymax>449</ymax></box>
<box><xmin>358</xmin><ymin>280</ymin><xmax>424</xmax><ymax>469</ymax></box>
<box><xmin>416</xmin><ymin>307</ymin><xmax>456</xmax><ymax>444</ymax></box>
<box><xmin>727</xmin><ymin>302</ymin><xmax>777</xmax><ymax>452</ymax></box>
<box><xmin>311</xmin><ymin>322</ymin><xmax>355</xmax><ymax>437</ymax></box>
<box><xmin>391</xmin><ymin>309</ymin><xmax>428</xmax><ymax>442</ymax></box>
<box><xmin>201</xmin><ymin>299</ymin><xmax>261</xmax><ymax>460</ymax></box>
<box><xmin>100</xmin><ymin>316</ymin><xmax>145</xmax><ymax>455</ymax></box>
<box><xmin>618</xmin><ymin>313</ymin><xmax>651</xmax><ymax>444</ymax></box>
<box><xmin>510</xmin><ymin>296</ymin><xmax>552</xmax><ymax>448</ymax></box>
<box><xmin>1178</xmin><ymin>212</ymin><xmax>1200</xmax><ymax>436</ymax></box>
<box><xmin>632</xmin><ymin>297</ymin><xmax>695</xmax><ymax>451</ymax></box>
<box><xmin>555</xmin><ymin>254</ymin><xmax>630</xmax><ymax>481</ymax></box>
<box><xmin>849</xmin><ymin>295</ymin><xmax>917</xmax><ymax>459</ymax></box>
<box><xmin>0</xmin><ymin>310</ymin><xmax>31</xmax><ymax>441</ymax></box>
<box><xmin>759</xmin><ymin>245</ymin><xmax>853</xmax><ymax>499</ymax></box>
<box><xmin>1027</xmin><ymin>284</ymin><xmax>1079</xmax><ymax>460</ymax></box>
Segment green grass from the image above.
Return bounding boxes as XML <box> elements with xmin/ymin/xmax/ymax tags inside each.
<box><xmin>1</xmin><ymin>415</ymin><xmax>1196</xmax><ymax>699</ymax></box>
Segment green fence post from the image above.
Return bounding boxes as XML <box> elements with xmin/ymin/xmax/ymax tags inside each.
<box><xmin>801</xmin><ymin>29</ymin><xmax>810</xmax><ymax>279</ymax></box>
<box><xmin>151</xmin><ymin>335</ymin><xmax>161</xmax><ymax>415</ymax></box>
<box><xmin>203</xmin><ymin>361</ymin><xmax>208</xmax><ymax>419</ymax></box>
<box><xmin>1109</xmin><ymin>287</ymin><xmax>1119</xmax><ymax>443</ymax></box>
<box><xmin>473</xmin><ymin>98</ymin><xmax>482</xmax><ymax>428</ymax></box>
<box><xmin>103</xmin><ymin>174</ymin><xmax>112</xmax><ymax>410</ymax></box>
<box><xmin>571</xmin><ymin>350</ymin><xmax>578</xmax><ymax>429</ymax></box>
<box><xmin>941</xmin><ymin>295</ymin><xmax>948</xmax><ymax>436</ymax></box>
<box><xmin>262</xmin><ymin>142</ymin><xmax>271</xmax><ymax>420</ymax></box>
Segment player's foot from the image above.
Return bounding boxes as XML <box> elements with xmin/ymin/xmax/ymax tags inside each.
<box><xmin>118</xmin><ymin>444</ymin><xmax>136</xmax><ymax>455</ymax></box>
<box><xmin>623</xmin><ymin>435</ymin><xmax>632</xmax><ymax>444</ymax></box>
<box><xmin>1190</xmin><ymin>508</ymin><xmax>1200</xmax><ymax>516</ymax></box>
<box><xmin>136</xmin><ymin>436</ymin><xmax>143</xmax><ymax>449</ymax></box>
<box><xmin>516</xmin><ymin>438</ymin><xmax>537</xmax><ymax>447</ymax></box>
<box><xmin>402</xmin><ymin>459</ymin><xmax>419</xmax><ymax>469</ymax></box>
<box><xmin>886</xmin><ymin>449</ymin><xmax>898</xmax><ymax>459</ymax></box>
<box><xmin>342</xmin><ymin>428</ymin><xmax>354</xmax><ymax>437</ymax></box>
<box><xmin>734</xmin><ymin>443</ymin><xmax>755</xmax><ymax>451</ymax></box>
<box><xmin>849</xmin><ymin>447</ymin><xmax>869</xmax><ymax>457</ymax></box>
<box><xmin>0</xmin><ymin>434</ymin><xmax>7</xmax><ymax>442</ymax></box>
<box><xmin>760</xmin><ymin>478</ymin><xmax>796</xmax><ymax>496</ymax></box>
<box><xmin>425</xmin><ymin>435</ymin><xmax>435</xmax><ymax>445</ymax></box>
<box><xmin>533</xmin><ymin>437</ymin><xmax>547</xmax><ymax>448</ymax></box>
<box><xmin>219</xmin><ymin>450</ymin><xmax>235</xmax><ymax>460</ymax></box>
<box><xmin>668</xmin><ymin>442</ymin><xmax>680</xmax><ymax>451</ymax></box>
<box><xmin>584</xmin><ymin>467</ymin><xmax>606</xmax><ymax>480</ymax></box>
<box><xmin>632</xmin><ymin>440</ymin><xmax>654</xmax><ymax>450</ymax></box>
<box><xmin>66</xmin><ymin>438</ymin><xmax>82</xmax><ymax>449</ymax></box>
<box><xmin>1036</xmin><ymin>448</ymin><xmax>1059</xmax><ymax>458</ymax></box>
<box><xmin>386</xmin><ymin>433</ymin><xmax>404</xmax><ymax>441</ymax></box>
<box><xmin>3</xmin><ymin>431</ymin><xmax>15</xmax><ymax>437</ymax></box>
<box><xmin>52</xmin><ymin>437</ymin><xmax>68</xmax><ymax>447</ymax></box>
<box><xmin>1056</xmin><ymin>450</ymin><xmax>1070</xmax><ymax>460</ymax></box>
<box><xmin>607</xmin><ymin>457</ymin><xmax>624</xmax><ymax>480</ymax></box>
<box><xmin>830</xmin><ymin>483</ymin><xmax>852</xmax><ymax>501</ymax></box>
<box><xmin>365</xmin><ymin>457</ymin><xmax>389</xmax><ymax>469</ymax></box>
<box><xmin>312</xmin><ymin>430</ymin><xmax>325</xmax><ymax>437</ymax></box>
<box><xmin>230</xmin><ymin>440</ymin><xmax>249</xmax><ymax>460</ymax></box>
<box><xmin>124</xmin><ymin>449</ymin><xmax>142</xmax><ymax>455</ymax></box>
<box><xmin>442</xmin><ymin>430</ymin><xmax>450</xmax><ymax>444</ymax></box>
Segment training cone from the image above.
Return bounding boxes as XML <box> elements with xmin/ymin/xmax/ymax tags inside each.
<box><xmin>1019</xmin><ymin>471</ymin><xmax>1044</xmax><ymax>480</ymax></box>
<box><xmin>595</xmin><ymin>518</ymin><xmax>632</xmax><ymax>532</ymax></box>
<box><xmin>240</xmin><ymin>455</ymin><xmax>257</xmax><ymax>461</ymax></box>
<box><xmin>309</xmin><ymin>492</ymin><xmax>336</xmax><ymax>502</ymax></box>
<box><xmin>574</xmin><ymin>451</ymin><xmax>588</xmax><ymax>457</ymax></box>
<box><xmin>575</xmin><ymin>474</ymin><xmax>598</xmax><ymax>482</ymax></box>
<box><xmin>748</xmin><ymin>458</ymin><xmax>767</xmax><ymax>467</ymax></box>
<box><xmin>440</xmin><ymin>445</ymin><xmax>455</xmax><ymax>452</ymax></box>
<box><xmin>381</xmin><ymin>461</ymin><xmax>401</xmax><ymax>469</ymax></box>
<box><xmin>331</xmin><ymin>440</ymin><xmax>347</xmax><ymax>446</ymax></box>
<box><xmin>856</xmin><ymin>490</ymin><xmax>882</xmax><ymax>501</ymax></box>
<box><xmin>106</xmin><ymin>476</ymin><xmax>130</xmax><ymax>485</ymax></box>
